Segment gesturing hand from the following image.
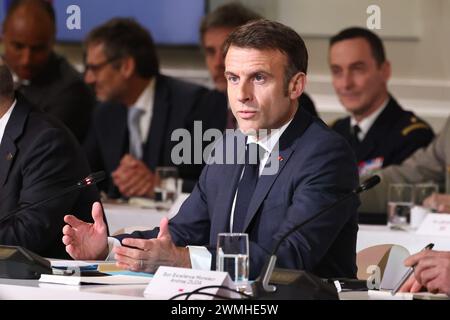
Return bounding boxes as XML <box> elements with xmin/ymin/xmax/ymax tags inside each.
<box><xmin>62</xmin><ymin>202</ymin><xmax>109</xmax><ymax>260</ymax></box>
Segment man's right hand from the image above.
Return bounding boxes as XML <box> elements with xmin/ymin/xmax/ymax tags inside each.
<box><xmin>62</xmin><ymin>202</ymin><xmax>109</xmax><ymax>260</ymax></box>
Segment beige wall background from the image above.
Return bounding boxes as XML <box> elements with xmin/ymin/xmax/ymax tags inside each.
<box><xmin>2</xmin><ymin>0</ymin><xmax>450</xmax><ymax>130</ymax></box>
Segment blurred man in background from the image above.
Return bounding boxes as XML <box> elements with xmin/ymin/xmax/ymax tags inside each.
<box><xmin>198</xmin><ymin>2</ymin><xmax>318</xmax><ymax>132</ymax></box>
<box><xmin>83</xmin><ymin>18</ymin><xmax>208</xmax><ymax>199</ymax></box>
<box><xmin>1</xmin><ymin>0</ymin><xmax>95</xmax><ymax>142</ymax></box>
<box><xmin>329</xmin><ymin>27</ymin><xmax>434</xmax><ymax>177</ymax></box>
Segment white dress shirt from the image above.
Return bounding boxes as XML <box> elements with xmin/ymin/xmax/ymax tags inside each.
<box><xmin>0</xmin><ymin>99</ymin><xmax>17</xmax><ymax>145</ymax></box>
<box><xmin>350</xmin><ymin>98</ymin><xmax>389</xmax><ymax>141</ymax></box>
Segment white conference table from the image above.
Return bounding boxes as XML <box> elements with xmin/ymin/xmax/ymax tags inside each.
<box><xmin>4</xmin><ymin>277</ymin><xmax>437</xmax><ymax>300</ymax></box>
<box><xmin>104</xmin><ymin>197</ymin><xmax>450</xmax><ymax>253</ymax></box>
<box><xmin>0</xmin><ymin>278</ymin><xmax>148</xmax><ymax>300</ymax></box>
<box><xmin>103</xmin><ymin>194</ymin><xmax>189</xmax><ymax>235</ymax></box>
<box><xmin>357</xmin><ymin>224</ymin><xmax>450</xmax><ymax>253</ymax></box>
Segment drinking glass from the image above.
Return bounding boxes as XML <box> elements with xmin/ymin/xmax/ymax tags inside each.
<box><xmin>216</xmin><ymin>233</ymin><xmax>249</xmax><ymax>291</ymax></box>
<box><xmin>154</xmin><ymin>167</ymin><xmax>178</xmax><ymax>204</ymax></box>
<box><xmin>387</xmin><ymin>184</ymin><xmax>414</xmax><ymax>226</ymax></box>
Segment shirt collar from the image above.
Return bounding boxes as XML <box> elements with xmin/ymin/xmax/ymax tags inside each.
<box><xmin>246</xmin><ymin>118</ymin><xmax>293</xmax><ymax>154</ymax></box>
<box><xmin>350</xmin><ymin>98</ymin><xmax>389</xmax><ymax>139</ymax></box>
<box><xmin>132</xmin><ymin>78</ymin><xmax>155</xmax><ymax>113</ymax></box>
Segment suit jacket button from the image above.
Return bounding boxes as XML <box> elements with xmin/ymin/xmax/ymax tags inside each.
<box><xmin>6</xmin><ymin>153</ymin><xmax>13</xmax><ymax>161</ymax></box>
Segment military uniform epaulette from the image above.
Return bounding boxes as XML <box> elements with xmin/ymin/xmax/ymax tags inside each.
<box><xmin>401</xmin><ymin>116</ymin><xmax>431</xmax><ymax>136</ymax></box>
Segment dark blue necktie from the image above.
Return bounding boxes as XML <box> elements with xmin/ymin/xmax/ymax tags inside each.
<box><xmin>232</xmin><ymin>143</ymin><xmax>262</xmax><ymax>233</ymax></box>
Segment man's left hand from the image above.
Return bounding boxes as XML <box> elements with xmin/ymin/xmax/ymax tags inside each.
<box><xmin>113</xmin><ymin>217</ymin><xmax>192</xmax><ymax>273</ymax></box>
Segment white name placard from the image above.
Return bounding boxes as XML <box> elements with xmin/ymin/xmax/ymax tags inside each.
<box><xmin>416</xmin><ymin>213</ymin><xmax>450</xmax><ymax>237</ymax></box>
<box><xmin>144</xmin><ymin>266</ymin><xmax>240</xmax><ymax>300</ymax></box>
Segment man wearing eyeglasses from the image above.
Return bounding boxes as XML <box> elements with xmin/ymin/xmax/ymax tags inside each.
<box><xmin>83</xmin><ymin>18</ymin><xmax>209</xmax><ymax>199</ymax></box>
<box><xmin>0</xmin><ymin>0</ymin><xmax>95</xmax><ymax>143</ymax></box>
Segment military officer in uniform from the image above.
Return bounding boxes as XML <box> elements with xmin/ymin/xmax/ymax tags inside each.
<box><xmin>329</xmin><ymin>27</ymin><xmax>434</xmax><ymax>177</ymax></box>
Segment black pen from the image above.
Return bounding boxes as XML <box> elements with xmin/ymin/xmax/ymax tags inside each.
<box><xmin>391</xmin><ymin>243</ymin><xmax>434</xmax><ymax>295</ymax></box>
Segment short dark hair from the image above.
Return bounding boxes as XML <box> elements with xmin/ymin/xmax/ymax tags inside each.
<box><xmin>85</xmin><ymin>18</ymin><xmax>159</xmax><ymax>78</ymax></box>
<box><xmin>0</xmin><ymin>65</ymin><xmax>14</xmax><ymax>100</ymax></box>
<box><xmin>329</xmin><ymin>27</ymin><xmax>386</xmax><ymax>66</ymax></box>
<box><xmin>200</xmin><ymin>2</ymin><xmax>261</xmax><ymax>43</ymax></box>
<box><xmin>223</xmin><ymin>19</ymin><xmax>308</xmax><ymax>92</ymax></box>
<box><xmin>3</xmin><ymin>0</ymin><xmax>56</xmax><ymax>31</ymax></box>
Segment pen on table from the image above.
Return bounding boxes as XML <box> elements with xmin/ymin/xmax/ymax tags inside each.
<box><xmin>391</xmin><ymin>243</ymin><xmax>434</xmax><ymax>295</ymax></box>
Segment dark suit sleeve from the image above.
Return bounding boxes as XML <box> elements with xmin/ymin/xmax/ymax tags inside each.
<box><xmin>0</xmin><ymin>128</ymin><xmax>88</xmax><ymax>254</ymax></box>
<box><xmin>115</xmin><ymin>164</ymin><xmax>212</xmax><ymax>245</ymax></box>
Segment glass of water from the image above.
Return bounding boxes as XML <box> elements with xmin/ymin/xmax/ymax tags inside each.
<box><xmin>388</xmin><ymin>183</ymin><xmax>414</xmax><ymax>226</ymax></box>
<box><xmin>216</xmin><ymin>233</ymin><xmax>249</xmax><ymax>292</ymax></box>
<box><xmin>154</xmin><ymin>167</ymin><xmax>178</xmax><ymax>204</ymax></box>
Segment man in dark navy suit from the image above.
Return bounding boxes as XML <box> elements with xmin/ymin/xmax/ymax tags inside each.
<box><xmin>62</xmin><ymin>20</ymin><xmax>359</xmax><ymax>279</ymax></box>
<box><xmin>329</xmin><ymin>27</ymin><xmax>434</xmax><ymax>177</ymax></box>
<box><xmin>83</xmin><ymin>18</ymin><xmax>208</xmax><ymax>198</ymax></box>
<box><xmin>0</xmin><ymin>64</ymin><xmax>98</xmax><ymax>259</ymax></box>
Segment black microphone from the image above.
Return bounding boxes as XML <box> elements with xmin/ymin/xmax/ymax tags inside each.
<box><xmin>252</xmin><ymin>175</ymin><xmax>381</xmax><ymax>299</ymax></box>
<box><xmin>0</xmin><ymin>171</ymin><xmax>105</xmax><ymax>225</ymax></box>
<box><xmin>355</xmin><ymin>175</ymin><xmax>381</xmax><ymax>193</ymax></box>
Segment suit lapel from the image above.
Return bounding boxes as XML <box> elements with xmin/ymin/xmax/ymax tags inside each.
<box><xmin>0</xmin><ymin>96</ymin><xmax>29</xmax><ymax>187</ymax></box>
<box><xmin>143</xmin><ymin>75</ymin><xmax>169</xmax><ymax>170</ymax></box>
<box><xmin>243</xmin><ymin>107</ymin><xmax>313</xmax><ymax>231</ymax></box>
<box><xmin>243</xmin><ymin>146</ymin><xmax>294</xmax><ymax>231</ymax></box>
